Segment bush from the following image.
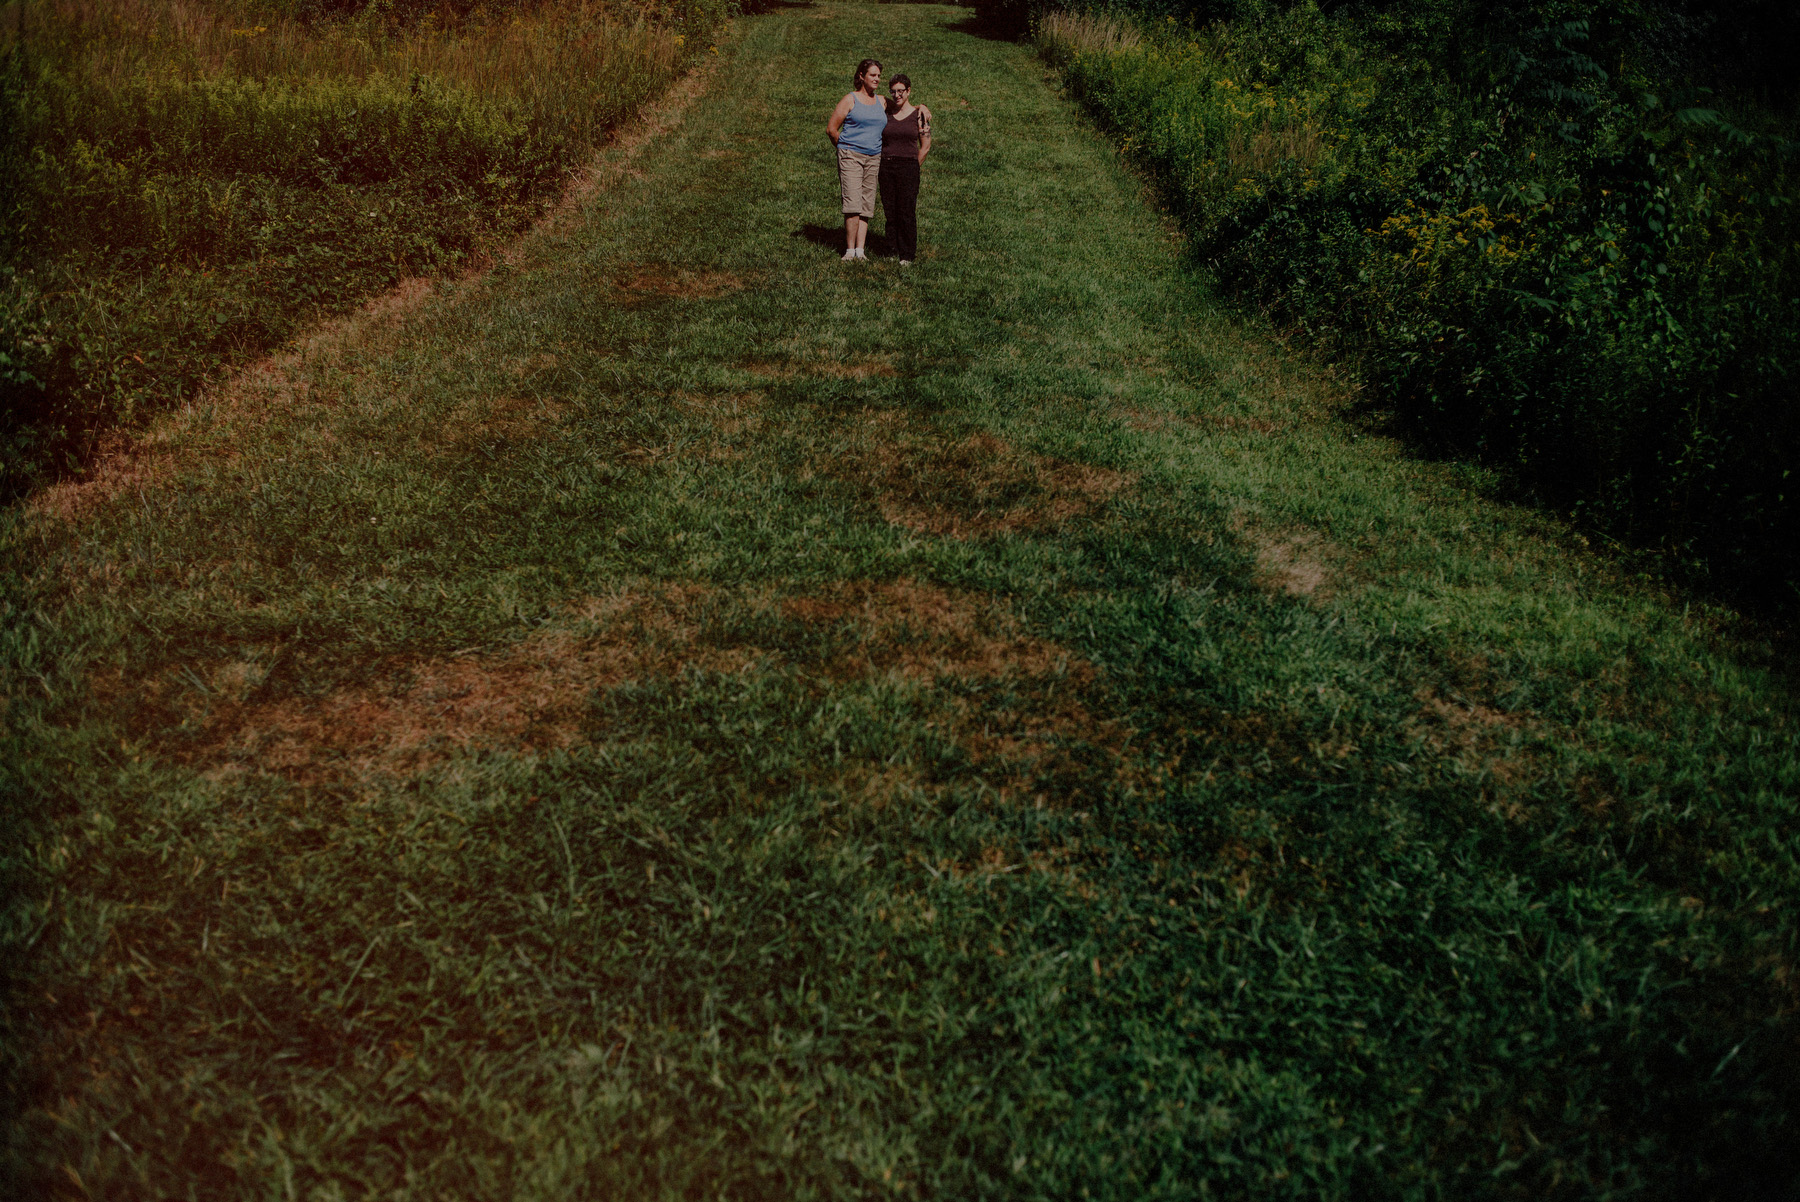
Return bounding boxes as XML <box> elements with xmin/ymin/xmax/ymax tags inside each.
<box><xmin>1027</xmin><ymin>0</ymin><xmax>1800</xmax><ymax>611</ymax></box>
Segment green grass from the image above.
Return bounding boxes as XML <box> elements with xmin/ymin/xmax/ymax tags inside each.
<box><xmin>4</xmin><ymin>3</ymin><xmax>1797</xmax><ymax>1197</ymax></box>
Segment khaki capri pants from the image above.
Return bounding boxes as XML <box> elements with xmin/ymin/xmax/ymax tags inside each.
<box><xmin>838</xmin><ymin>145</ymin><xmax>881</xmax><ymax>219</ymax></box>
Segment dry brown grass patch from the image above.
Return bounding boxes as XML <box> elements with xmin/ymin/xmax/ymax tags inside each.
<box><xmin>947</xmin><ymin>690</ymin><xmax>1135</xmax><ymax>792</ymax></box>
<box><xmin>495</xmin><ymin>55</ymin><xmax>720</xmax><ymax>274</ymax></box>
<box><xmin>26</xmin><ymin>277</ymin><xmax>436</xmax><ymax>525</ymax></box>
<box><xmin>777</xmin><ymin>578</ymin><xmax>1134</xmax><ymax>796</ymax></box>
<box><xmin>105</xmin><ymin>587</ymin><xmax>746</xmax><ymax>783</ymax></box>
<box><xmin>830</xmin><ymin>418</ymin><xmax>1135</xmax><ymax>539</ymax></box>
<box><xmin>505</xmin><ymin>352</ymin><xmax>561</xmax><ymax>378</ymax></box>
<box><xmin>99</xmin><ymin>574</ymin><xmax>1133</xmax><ymax>802</ymax></box>
<box><xmin>435</xmin><ymin>394</ymin><xmax>571</xmax><ymax>456</ymax></box>
<box><xmin>1207</xmin><ymin>326</ymin><xmax>1359</xmax><ymax>423</ymax></box>
<box><xmin>741</xmin><ymin>356</ymin><xmax>900</xmax><ymax>380</ymax></box>
<box><xmin>1409</xmin><ymin>689</ymin><xmax>1546</xmax><ymax>806</ymax></box>
<box><xmin>616</xmin><ymin>266</ymin><xmax>746</xmax><ymax>300</ymax></box>
<box><xmin>779</xmin><ymin>578</ymin><xmax>1093</xmax><ymax>683</ymax></box>
<box><xmin>673</xmin><ymin>390</ymin><xmax>768</xmax><ymax>438</ymax></box>
<box><xmin>1254</xmin><ymin>533</ymin><xmax>1330</xmax><ymax>597</ymax></box>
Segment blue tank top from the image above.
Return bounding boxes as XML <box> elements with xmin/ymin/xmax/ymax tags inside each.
<box><xmin>839</xmin><ymin>94</ymin><xmax>887</xmax><ymax>155</ymax></box>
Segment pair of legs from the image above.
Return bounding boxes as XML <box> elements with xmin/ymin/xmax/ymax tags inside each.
<box><xmin>878</xmin><ymin>157</ymin><xmax>920</xmax><ymax>261</ymax></box>
<box><xmin>843</xmin><ymin>213</ymin><xmax>870</xmax><ymax>253</ymax></box>
<box><xmin>837</xmin><ymin>145</ymin><xmax>881</xmax><ymax>256</ymax></box>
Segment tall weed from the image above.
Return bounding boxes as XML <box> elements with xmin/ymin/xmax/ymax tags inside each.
<box><xmin>1032</xmin><ymin>0</ymin><xmax>1800</xmax><ymax>612</ymax></box>
<box><xmin>0</xmin><ymin>0</ymin><xmax>720</xmax><ymax>494</ymax></box>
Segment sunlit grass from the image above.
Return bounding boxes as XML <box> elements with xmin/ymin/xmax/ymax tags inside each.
<box><xmin>5</xmin><ymin>0</ymin><xmax>692</xmax><ymax>146</ymax></box>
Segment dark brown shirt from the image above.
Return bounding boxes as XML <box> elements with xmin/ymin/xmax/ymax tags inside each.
<box><xmin>882</xmin><ymin>108</ymin><xmax>928</xmax><ymax>160</ymax></box>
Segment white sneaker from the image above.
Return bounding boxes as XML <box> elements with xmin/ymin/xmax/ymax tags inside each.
<box><xmin>900</xmin><ymin>259</ymin><xmax>912</xmax><ymax>266</ymax></box>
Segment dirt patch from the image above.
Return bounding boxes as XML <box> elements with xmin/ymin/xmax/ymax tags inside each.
<box><xmin>616</xmin><ymin>267</ymin><xmax>746</xmax><ymax>300</ymax></box>
<box><xmin>831</xmin><ymin>417</ymin><xmax>1135</xmax><ymax>539</ymax></box>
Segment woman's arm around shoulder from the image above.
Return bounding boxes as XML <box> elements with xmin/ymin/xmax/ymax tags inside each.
<box><xmin>917</xmin><ymin>105</ymin><xmax>933</xmax><ymax>162</ymax></box>
<box><xmin>826</xmin><ymin>92</ymin><xmax>856</xmax><ymax>144</ymax></box>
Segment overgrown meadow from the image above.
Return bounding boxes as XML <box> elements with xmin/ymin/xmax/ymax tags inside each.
<box><xmin>1018</xmin><ymin>0</ymin><xmax>1799</xmax><ymax>613</ymax></box>
<box><xmin>0</xmin><ymin>0</ymin><xmax>727</xmax><ymax>498</ymax></box>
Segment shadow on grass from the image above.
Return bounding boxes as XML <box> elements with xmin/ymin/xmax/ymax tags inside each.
<box><xmin>943</xmin><ymin>11</ymin><xmax>1027</xmax><ymax>42</ymax></box>
<box><xmin>792</xmin><ymin>223</ymin><xmax>897</xmax><ymax>258</ymax></box>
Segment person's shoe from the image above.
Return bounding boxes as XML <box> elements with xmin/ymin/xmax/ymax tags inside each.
<box><xmin>854</xmin><ymin>247</ymin><xmax>867</xmax><ymax>260</ymax></box>
<box><xmin>899</xmin><ymin>259</ymin><xmax>912</xmax><ymax>266</ymax></box>
<box><xmin>842</xmin><ymin>248</ymin><xmax>856</xmax><ymax>261</ymax></box>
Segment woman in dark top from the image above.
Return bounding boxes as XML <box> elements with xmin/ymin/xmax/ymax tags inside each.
<box><xmin>879</xmin><ymin>74</ymin><xmax>932</xmax><ymax>265</ymax></box>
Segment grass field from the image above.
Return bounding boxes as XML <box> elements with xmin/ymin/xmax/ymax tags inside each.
<box><xmin>3</xmin><ymin>3</ymin><xmax>1797</xmax><ymax>1197</ymax></box>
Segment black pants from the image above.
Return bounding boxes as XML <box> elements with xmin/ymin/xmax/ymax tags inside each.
<box><xmin>879</xmin><ymin>156</ymin><xmax>920</xmax><ymax>260</ymax></box>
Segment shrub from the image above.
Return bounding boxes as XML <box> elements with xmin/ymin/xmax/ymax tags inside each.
<box><xmin>1028</xmin><ymin>0</ymin><xmax>1800</xmax><ymax>611</ymax></box>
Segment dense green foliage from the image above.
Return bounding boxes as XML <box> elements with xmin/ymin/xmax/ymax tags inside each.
<box><xmin>0</xmin><ymin>0</ymin><xmax>726</xmax><ymax>498</ymax></box>
<box><xmin>1021</xmin><ymin>0</ymin><xmax>1799</xmax><ymax>611</ymax></box>
<box><xmin>7</xmin><ymin>5</ymin><xmax>1798</xmax><ymax>1196</ymax></box>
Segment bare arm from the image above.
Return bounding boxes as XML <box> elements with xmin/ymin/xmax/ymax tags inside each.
<box><xmin>826</xmin><ymin>94</ymin><xmax>855</xmax><ymax>145</ymax></box>
<box><xmin>917</xmin><ymin>106</ymin><xmax>932</xmax><ymax>163</ymax></box>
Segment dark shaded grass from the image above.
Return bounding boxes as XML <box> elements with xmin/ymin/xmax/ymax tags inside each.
<box><xmin>3</xmin><ymin>3</ymin><xmax>1799</xmax><ymax>1199</ymax></box>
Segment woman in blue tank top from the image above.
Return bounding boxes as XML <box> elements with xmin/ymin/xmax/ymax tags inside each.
<box><xmin>826</xmin><ymin>59</ymin><xmax>887</xmax><ymax>262</ymax></box>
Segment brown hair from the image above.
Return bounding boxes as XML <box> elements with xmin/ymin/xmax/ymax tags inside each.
<box><xmin>853</xmin><ymin>59</ymin><xmax>882</xmax><ymax>91</ymax></box>
<box><xmin>886</xmin><ymin>74</ymin><xmax>913</xmax><ymax>114</ymax></box>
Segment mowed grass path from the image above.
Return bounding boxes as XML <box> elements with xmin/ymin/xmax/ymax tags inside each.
<box><xmin>5</xmin><ymin>5</ymin><xmax>1797</xmax><ymax>1198</ymax></box>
